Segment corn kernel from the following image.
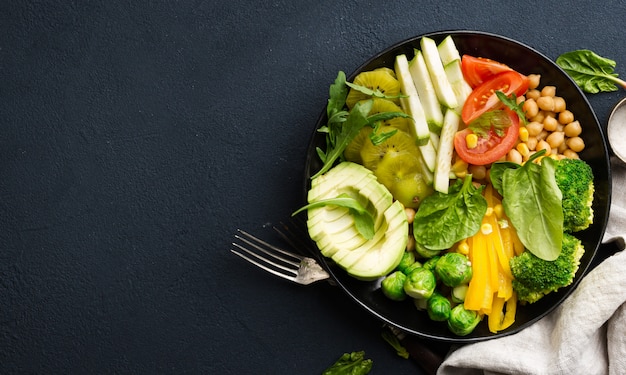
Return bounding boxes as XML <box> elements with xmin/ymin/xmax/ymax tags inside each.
<box><xmin>457</xmin><ymin>241</ymin><xmax>470</xmax><ymax>255</ymax></box>
<box><xmin>481</xmin><ymin>223</ymin><xmax>493</xmax><ymax>235</ymax></box>
<box><xmin>516</xmin><ymin>143</ymin><xmax>530</xmax><ymax>156</ymax></box>
<box><xmin>485</xmin><ymin>207</ymin><xmax>494</xmax><ymax>217</ymax></box>
<box><xmin>466</xmin><ymin>133</ymin><xmax>478</xmax><ymax>149</ymax></box>
<box><xmin>518</xmin><ymin>126</ymin><xmax>529</xmax><ymax>142</ymax></box>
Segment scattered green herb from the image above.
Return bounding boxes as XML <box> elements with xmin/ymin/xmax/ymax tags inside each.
<box><xmin>313</xmin><ymin>72</ymin><xmax>410</xmax><ymax>179</ymax></box>
<box><xmin>556</xmin><ymin>49</ymin><xmax>626</xmax><ymax>93</ymax></box>
<box><xmin>322</xmin><ymin>351</ymin><xmax>373</xmax><ymax>375</ymax></box>
<box><xmin>496</xmin><ymin>91</ymin><xmax>527</xmax><ymax>125</ymax></box>
<box><xmin>292</xmin><ymin>193</ymin><xmax>375</xmax><ymax>239</ymax></box>
<box><xmin>345</xmin><ymin>81</ymin><xmax>406</xmax><ymax>100</ymax></box>
<box><xmin>381</xmin><ymin>329</ymin><xmax>410</xmax><ymax>359</ymax></box>
<box><xmin>491</xmin><ymin>150</ymin><xmax>563</xmax><ymax>260</ymax></box>
<box><xmin>412</xmin><ymin>175</ymin><xmax>487</xmax><ymax>251</ymax></box>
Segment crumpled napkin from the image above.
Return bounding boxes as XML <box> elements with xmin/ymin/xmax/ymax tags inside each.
<box><xmin>437</xmin><ymin>157</ymin><xmax>626</xmax><ymax>375</ymax></box>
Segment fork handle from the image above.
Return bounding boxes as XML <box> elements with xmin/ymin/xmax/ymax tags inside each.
<box><xmin>399</xmin><ymin>335</ymin><xmax>450</xmax><ymax>375</ymax></box>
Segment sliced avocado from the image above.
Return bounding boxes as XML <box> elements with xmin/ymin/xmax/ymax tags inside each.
<box><xmin>306</xmin><ymin>162</ymin><xmax>409</xmax><ymax>280</ymax></box>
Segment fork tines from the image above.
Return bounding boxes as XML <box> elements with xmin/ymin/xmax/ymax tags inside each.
<box><xmin>231</xmin><ymin>229</ymin><xmax>304</xmax><ymax>283</ymax></box>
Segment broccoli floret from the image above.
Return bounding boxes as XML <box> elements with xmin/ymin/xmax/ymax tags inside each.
<box><xmin>555</xmin><ymin>158</ymin><xmax>594</xmax><ymax>232</ymax></box>
<box><xmin>510</xmin><ymin>233</ymin><xmax>585</xmax><ymax>304</ymax></box>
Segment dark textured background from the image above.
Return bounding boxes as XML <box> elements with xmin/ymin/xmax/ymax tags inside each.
<box><xmin>1</xmin><ymin>1</ymin><xmax>625</xmax><ymax>374</ymax></box>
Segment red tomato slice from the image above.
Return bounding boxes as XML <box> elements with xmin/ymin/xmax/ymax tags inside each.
<box><xmin>454</xmin><ymin>109</ymin><xmax>520</xmax><ymax>166</ymax></box>
<box><xmin>461</xmin><ymin>70</ymin><xmax>529</xmax><ymax>125</ymax></box>
<box><xmin>461</xmin><ymin>55</ymin><xmax>514</xmax><ymax>88</ymax></box>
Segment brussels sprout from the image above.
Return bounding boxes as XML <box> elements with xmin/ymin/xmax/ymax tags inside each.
<box><xmin>403</xmin><ymin>267</ymin><xmax>436</xmax><ymax>300</ymax></box>
<box><xmin>435</xmin><ymin>252</ymin><xmax>473</xmax><ymax>287</ymax></box>
<box><xmin>451</xmin><ymin>284</ymin><xmax>469</xmax><ymax>304</ymax></box>
<box><xmin>448</xmin><ymin>304</ymin><xmax>482</xmax><ymax>336</ymax></box>
<box><xmin>414</xmin><ymin>241</ymin><xmax>441</xmax><ymax>259</ymax></box>
<box><xmin>427</xmin><ymin>292</ymin><xmax>451</xmax><ymax>322</ymax></box>
<box><xmin>403</xmin><ymin>260</ymin><xmax>423</xmax><ymax>275</ymax></box>
<box><xmin>396</xmin><ymin>251</ymin><xmax>416</xmax><ymax>273</ymax></box>
<box><xmin>422</xmin><ymin>255</ymin><xmax>441</xmax><ymax>272</ymax></box>
<box><xmin>381</xmin><ymin>271</ymin><xmax>407</xmax><ymax>301</ymax></box>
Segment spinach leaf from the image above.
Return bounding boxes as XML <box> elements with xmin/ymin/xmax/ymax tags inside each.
<box><xmin>556</xmin><ymin>50</ymin><xmax>626</xmax><ymax>93</ymax></box>
<box><xmin>500</xmin><ymin>151</ymin><xmax>563</xmax><ymax>260</ymax></box>
<box><xmin>322</xmin><ymin>351</ymin><xmax>373</xmax><ymax>375</ymax></box>
<box><xmin>291</xmin><ymin>194</ymin><xmax>375</xmax><ymax>240</ymax></box>
<box><xmin>413</xmin><ymin>175</ymin><xmax>487</xmax><ymax>251</ymax></box>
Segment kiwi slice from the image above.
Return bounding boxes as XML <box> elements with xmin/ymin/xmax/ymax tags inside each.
<box><xmin>344</xmin><ymin>126</ymin><xmax>373</xmax><ymax>163</ymax></box>
<box><xmin>373</xmin><ymin>67</ymin><xmax>396</xmax><ymax>79</ymax></box>
<box><xmin>345</xmin><ymin>70</ymin><xmax>401</xmax><ymax>109</ymax></box>
<box><xmin>390</xmin><ymin>172</ymin><xmax>434</xmax><ymax>209</ymax></box>
<box><xmin>368</xmin><ymin>98</ymin><xmax>411</xmax><ymax>133</ymax></box>
<box><xmin>373</xmin><ymin>151</ymin><xmax>421</xmax><ymax>188</ymax></box>
<box><xmin>360</xmin><ymin>126</ymin><xmax>420</xmax><ymax>171</ymax></box>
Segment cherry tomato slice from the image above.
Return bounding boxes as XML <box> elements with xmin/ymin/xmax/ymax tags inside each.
<box><xmin>461</xmin><ymin>70</ymin><xmax>529</xmax><ymax>125</ymax></box>
<box><xmin>454</xmin><ymin>109</ymin><xmax>520</xmax><ymax>166</ymax></box>
<box><xmin>461</xmin><ymin>55</ymin><xmax>514</xmax><ymax>88</ymax></box>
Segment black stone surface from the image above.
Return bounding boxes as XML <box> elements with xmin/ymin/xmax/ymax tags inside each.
<box><xmin>1</xmin><ymin>1</ymin><xmax>625</xmax><ymax>373</ymax></box>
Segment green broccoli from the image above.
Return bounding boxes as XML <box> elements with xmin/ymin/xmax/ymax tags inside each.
<box><xmin>555</xmin><ymin>158</ymin><xmax>594</xmax><ymax>232</ymax></box>
<box><xmin>510</xmin><ymin>233</ymin><xmax>585</xmax><ymax>304</ymax></box>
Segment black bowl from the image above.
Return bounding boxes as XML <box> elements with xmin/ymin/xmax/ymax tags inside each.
<box><xmin>303</xmin><ymin>30</ymin><xmax>611</xmax><ymax>343</ymax></box>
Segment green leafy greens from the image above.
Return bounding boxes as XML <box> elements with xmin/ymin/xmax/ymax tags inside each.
<box><xmin>313</xmin><ymin>71</ymin><xmax>410</xmax><ymax>179</ymax></box>
<box><xmin>322</xmin><ymin>351</ymin><xmax>373</xmax><ymax>375</ymax></box>
<box><xmin>491</xmin><ymin>150</ymin><xmax>563</xmax><ymax>260</ymax></box>
<box><xmin>412</xmin><ymin>175</ymin><xmax>487</xmax><ymax>251</ymax></box>
<box><xmin>556</xmin><ymin>49</ymin><xmax>626</xmax><ymax>93</ymax></box>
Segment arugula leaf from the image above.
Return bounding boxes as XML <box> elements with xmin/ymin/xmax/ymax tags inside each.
<box><xmin>327</xmin><ymin>71</ymin><xmax>349</xmax><ymax>120</ymax></box>
<box><xmin>499</xmin><ymin>151</ymin><xmax>563</xmax><ymax>260</ymax></box>
<box><xmin>556</xmin><ymin>50</ymin><xmax>626</xmax><ymax>93</ymax></box>
<box><xmin>345</xmin><ymin>81</ymin><xmax>406</xmax><ymax>100</ymax></box>
<box><xmin>291</xmin><ymin>193</ymin><xmax>375</xmax><ymax>240</ymax></box>
<box><xmin>313</xmin><ymin>99</ymin><xmax>373</xmax><ymax>179</ymax></box>
<box><xmin>413</xmin><ymin>175</ymin><xmax>487</xmax><ymax>251</ymax></box>
<box><xmin>322</xmin><ymin>351</ymin><xmax>373</xmax><ymax>375</ymax></box>
<box><xmin>496</xmin><ymin>91</ymin><xmax>527</xmax><ymax>125</ymax></box>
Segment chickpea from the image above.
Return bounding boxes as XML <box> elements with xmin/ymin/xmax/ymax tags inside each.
<box><xmin>405</xmin><ymin>207</ymin><xmax>416</xmax><ymax>224</ymax></box>
<box><xmin>558</xmin><ymin>110</ymin><xmax>575</xmax><ymax>125</ymax></box>
<box><xmin>536</xmin><ymin>140</ymin><xmax>552</xmax><ymax>154</ymax></box>
<box><xmin>546</xmin><ymin>131</ymin><xmax>565</xmax><ymax>149</ymax></box>
<box><xmin>523</xmin><ymin>98</ymin><xmax>539</xmax><ymax>118</ymax></box>
<box><xmin>541</xmin><ymin>85</ymin><xmax>557</xmax><ymax>97</ymax></box>
<box><xmin>537</xmin><ymin>96</ymin><xmax>555</xmax><ymax>111</ymax></box>
<box><xmin>531</xmin><ymin>111</ymin><xmax>546</xmax><ymax>123</ymax></box>
<box><xmin>563</xmin><ymin>149</ymin><xmax>580</xmax><ymax>159</ymax></box>
<box><xmin>537</xmin><ymin>129</ymin><xmax>549</xmax><ymax>141</ymax></box>
<box><xmin>526</xmin><ymin>89</ymin><xmax>541</xmax><ymax>101</ymax></box>
<box><xmin>526</xmin><ymin>136</ymin><xmax>538</xmax><ymax>151</ymax></box>
<box><xmin>469</xmin><ymin>164</ymin><xmax>487</xmax><ymax>180</ymax></box>
<box><xmin>566</xmin><ymin>136</ymin><xmax>585</xmax><ymax>152</ymax></box>
<box><xmin>526</xmin><ymin>121</ymin><xmax>544</xmax><ymax>137</ymax></box>
<box><xmin>543</xmin><ymin>115</ymin><xmax>559</xmax><ymax>132</ymax></box>
<box><xmin>564</xmin><ymin>120</ymin><xmax>582</xmax><ymax>137</ymax></box>
<box><xmin>406</xmin><ymin>234</ymin><xmax>416</xmax><ymax>252</ymax></box>
<box><xmin>553</xmin><ymin>96</ymin><xmax>566</xmax><ymax>113</ymax></box>
<box><xmin>507</xmin><ymin>148</ymin><xmax>523</xmax><ymax>164</ymax></box>
<box><xmin>528</xmin><ymin>74</ymin><xmax>541</xmax><ymax>89</ymax></box>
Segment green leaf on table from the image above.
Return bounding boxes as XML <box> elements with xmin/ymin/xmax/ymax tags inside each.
<box><xmin>556</xmin><ymin>49</ymin><xmax>626</xmax><ymax>93</ymax></box>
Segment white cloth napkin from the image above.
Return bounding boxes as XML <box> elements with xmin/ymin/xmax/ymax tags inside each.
<box><xmin>438</xmin><ymin>157</ymin><xmax>626</xmax><ymax>375</ymax></box>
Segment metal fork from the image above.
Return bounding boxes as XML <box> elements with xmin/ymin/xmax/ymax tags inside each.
<box><xmin>231</xmin><ymin>229</ymin><xmax>330</xmax><ymax>285</ymax></box>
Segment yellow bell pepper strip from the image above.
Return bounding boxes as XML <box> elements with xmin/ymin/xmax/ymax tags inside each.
<box><xmin>487</xmin><ymin>293</ymin><xmax>518</xmax><ymax>333</ymax></box>
<box><xmin>464</xmin><ymin>227</ymin><xmax>493</xmax><ymax>313</ymax></box>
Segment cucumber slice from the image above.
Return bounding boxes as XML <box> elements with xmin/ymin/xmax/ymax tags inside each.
<box><xmin>420</xmin><ymin>36</ymin><xmax>458</xmax><ymax>109</ymax></box>
<box><xmin>394</xmin><ymin>54</ymin><xmax>430</xmax><ymax>146</ymax></box>
<box><xmin>437</xmin><ymin>35</ymin><xmax>462</xmax><ymax>65</ymax></box>
<box><xmin>438</xmin><ymin>36</ymin><xmax>472</xmax><ymax>111</ymax></box>
<box><xmin>434</xmin><ymin>109</ymin><xmax>461</xmax><ymax>193</ymax></box>
<box><xmin>444</xmin><ymin>61</ymin><xmax>472</xmax><ymax>111</ymax></box>
<box><xmin>409</xmin><ymin>50</ymin><xmax>444</xmax><ymax>133</ymax></box>
<box><xmin>418</xmin><ymin>138</ymin><xmax>437</xmax><ymax>173</ymax></box>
